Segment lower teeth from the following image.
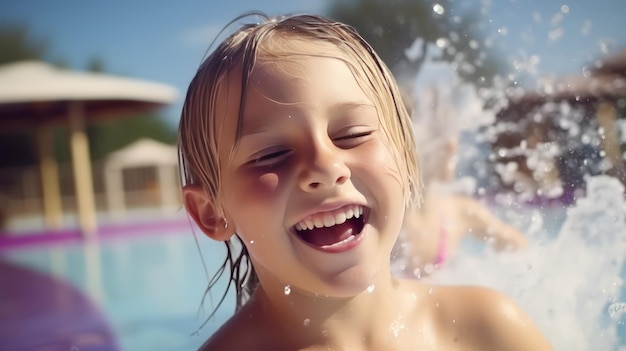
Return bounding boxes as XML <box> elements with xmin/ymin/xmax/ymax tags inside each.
<box><xmin>322</xmin><ymin>234</ymin><xmax>356</xmax><ymax>248</ymax></box>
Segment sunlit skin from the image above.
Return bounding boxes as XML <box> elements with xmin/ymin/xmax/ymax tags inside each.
<box><xmin>183</xmin><ymin>38</ymin><xmax>553</xmax><ymax>350</ymax></box>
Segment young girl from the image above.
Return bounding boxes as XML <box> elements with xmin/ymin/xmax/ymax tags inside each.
<box><xmin>179</xmin><ymin>13</ymin><xmax>553</xmax><ymax>351</ymax></box>
<box><xmin>395</xmin><ymin>86</ymin><xmax>528</xmax><ymax>278</ymax></box>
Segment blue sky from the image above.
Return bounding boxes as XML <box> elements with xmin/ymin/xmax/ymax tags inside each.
<box><xmin>2</xmin><ymin>0</ymin><xmax>625</xmax><ymax>127</ymax></box>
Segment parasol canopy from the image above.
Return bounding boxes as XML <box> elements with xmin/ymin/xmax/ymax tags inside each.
<box><xmin>0</xmin><ymin>61</ymin><xmax>177</xmax><ymax>126</ymax></box>
<box><xmin>0</xmin><ymin>61</ymin><xmax>178</xmax><ymax>236</ymax></box>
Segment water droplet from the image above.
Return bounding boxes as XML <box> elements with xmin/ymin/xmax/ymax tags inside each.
<box><xmin>435</xmin><ymin>38</ymin><xmax>449</xmax><ymax>48</ymax></box>
<box><xmin>424</xmin><ymin>264</ymin><xmax>435</xmax><ymax>274</ymax></box>
<box><xmin>367</xmin><ymin>284</ymin><xmax>375</xmax><ymax>293</ymax></box>
<box><xmin>249</xmin><ymin>240</ymin><xmax>255</xmax><ymax>244</ymax></box>
<box><xmin>284</xmin><ymin>285</ymin><xmax>291</xmax><ymax>295</ymax></box>
<box><xmin>608</xmin><ymin>302</ymin><xmax>626</xmax><ymax>320</ymax></box>
<box><xmin>432</xmin><ymin>4</ymin><xmax>445</xmax><ymax>15</ymax></box>
<box><xmin>303</xmin><ymin>318</ymin><xmax>310</xmax><ymax>326</ymax></box>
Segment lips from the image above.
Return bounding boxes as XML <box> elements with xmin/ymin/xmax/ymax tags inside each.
<box><xmin>293</xmin><ymin>205</ymin><xmax>367</xmax><ymax>252</ymax></box>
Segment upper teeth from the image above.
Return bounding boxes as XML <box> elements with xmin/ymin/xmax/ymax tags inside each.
<box><xmin>294</xmin><ymin>205</ymin><xmax>364</xmax><ymax>231</ymax></box>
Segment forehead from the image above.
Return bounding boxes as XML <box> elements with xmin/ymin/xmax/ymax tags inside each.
<box><xmin>213</xmin><ymin>36</ymin><xmax>387</xmax><ymax>148</ymax></box>
<box><xmin>248</xmin><ymin>51</ymin><xmax>364</xmax><ymax>102</ymax></box>
<box><xmin>243</xmin><ymin>55</ymin><xmax>376</xmax><ymax>133</ymax></box>
<box><xmin>220</xmin><ymin>38</ymin><xmax>356</xmax><ymax>106</ymax></box>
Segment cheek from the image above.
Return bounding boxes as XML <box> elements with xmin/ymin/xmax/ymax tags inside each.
<box><xmin>257</xmin><ymin>172</ymin><xmax>280</xmax><ymax>192</ymax></box>
<box><xmin>222</xmin><ymin>171</ymin><xmax>285</xmax><ymax>237</ymax></box>
<box><xmin>229</xmin><ymin>171</ymin><xmax>283</xmax><ymax>204</ymax></box>
<box><xmin>363</xmin><ymin>141</ymin><xmax>404</xmax><ymax>189</ymax></box>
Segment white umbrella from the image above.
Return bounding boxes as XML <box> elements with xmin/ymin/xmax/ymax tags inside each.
<box><xmin>0</xmin><ymin>61</ymin><xmax>178</xmax><ymax>236</ymax></box>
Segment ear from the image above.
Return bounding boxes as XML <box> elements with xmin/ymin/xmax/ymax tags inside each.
<box><xmin>182</xmin><ymin>184</ymin><xmax>233</xmax><ymax>241</ymax></box>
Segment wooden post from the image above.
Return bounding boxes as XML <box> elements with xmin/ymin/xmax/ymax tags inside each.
<box><xmin>68</xmin><ymin>102</ymin><xmax>97</xmax><ymax>236</ymax></box>
<box><xmin>596</xmin><ymin>101</ymin><xmax>625</xmax><ymax>184</ymax></box>
<box><xmin>36</xmin><ymin>124</ymin><xmax>63</xmax><ymax>229</ymax></box>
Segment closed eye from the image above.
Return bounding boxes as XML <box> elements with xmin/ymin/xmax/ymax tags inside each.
<box><xmin>248</xmin><ymin>149</ymin><xmax>290</xmax><ymax>167</ymax></box>
<box><xmin>333</xmin><ymin>130</ymin><xmax>374</xmax><ymax>148</ymax></box>
<box><xmin>334</xmin><ymin>131</ymin><xmax>373</xmax><ymax>141</ymax></box>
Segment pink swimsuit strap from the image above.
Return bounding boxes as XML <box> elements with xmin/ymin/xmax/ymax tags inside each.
<box><xmin>433</xmin><ymin>215</ymin><xmax>449</xmax><ymax>267</ymax></box>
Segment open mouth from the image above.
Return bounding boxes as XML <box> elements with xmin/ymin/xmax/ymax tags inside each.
<box><xmin>292</xmin><ymin>205</ymin><xmax>367</xmax><ymax>251</ymax></box>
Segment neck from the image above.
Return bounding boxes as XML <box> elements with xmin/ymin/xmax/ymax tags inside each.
<box><xmin>249</xmin><ymin>269</ymin><xmax>417</xmax><ymax>349</ymax></box>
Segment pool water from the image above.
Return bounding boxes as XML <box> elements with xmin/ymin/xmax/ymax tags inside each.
<box><xmin>1</xmin><ymin>229</ymin><xmax>235</xmax><ymax>351</ymax></box>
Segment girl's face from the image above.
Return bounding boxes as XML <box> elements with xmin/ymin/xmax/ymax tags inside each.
<box><xmin>218</xmin><ymin>45</ymin><xmax>406</xmax><ymax>297</ymax></box>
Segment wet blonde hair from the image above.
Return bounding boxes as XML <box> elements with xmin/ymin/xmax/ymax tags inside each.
<box><xmin>178</xmin><ymin>12</ymin><xmax>421</xmax><ymax>319</ymax></box>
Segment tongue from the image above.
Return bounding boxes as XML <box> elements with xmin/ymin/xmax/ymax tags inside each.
<box><xmin>298</xmin><ymin>221</ymin><xmax>357</xmax><ymax>247</ymax></box>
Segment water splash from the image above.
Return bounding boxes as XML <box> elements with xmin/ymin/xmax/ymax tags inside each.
<box><xmin>430</xmin><ymin>175</ymin><xmax>626</xmax><ymax>350</ymax></box>
<box><xmin>394</xmin><ymin>4</ymin><xmax>626</xmax><ymax>350</ymax></box>
<box><xmin>609</xmin><ymin>303</ymin><xmax>626</xmax><ymax>320</ymax></box>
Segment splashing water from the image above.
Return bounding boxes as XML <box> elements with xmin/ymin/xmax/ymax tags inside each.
<box><xmin>430</xmin><ymin>175</ymin><xmax>626</xmax><ymax>350</ymax></box>
<box><xmin>399</xmin><ymin>33</ymin><xmax>626</xmax><ymax>350</ymax></box>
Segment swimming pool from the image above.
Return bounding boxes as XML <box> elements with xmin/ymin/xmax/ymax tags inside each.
<box><xmin>0</xmin><ymin>226</ymin><xmax>235</xmax><ymax>351</ymax></box>
<box><xmin>1</xmin><ymin>183</ymin><xmax>625</xmax><ymax>351</ymax></box>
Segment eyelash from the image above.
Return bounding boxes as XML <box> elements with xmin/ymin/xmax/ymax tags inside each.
<box><xmin>248</xmin><ymin>130</ymin><xmax>374</xmax><ymax>166</ymax></box>
<box><xmin>249</xmin><ymin>150</ymin><xmax>290</xmax><ymax>166</ymax></box>
<box><xmin>334</xmin><ymin>130</ymin><xmax>373</xmax><ymax>141</ymax></box>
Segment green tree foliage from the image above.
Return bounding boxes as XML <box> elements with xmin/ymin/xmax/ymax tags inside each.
<box><xmin>0</xmin><ymin>23</ymin><xmax>48</xmax><ymax>65</ymax></box>
<box><xmin>50</xmin><ymin>115</ymin><xmax>177</xmax><ymax>164</ymax></box>
<box><xmin>326</xmin><ymin>0</ymin><xmax>507</xmax><ymax>87</ymax></box>
<box><xmin>88</xmin><ymin>114</ymin><xmax>177</xmax><ymax>161</ymax></box>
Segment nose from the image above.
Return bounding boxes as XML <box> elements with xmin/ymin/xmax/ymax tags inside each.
<box><xmin>299</xmin><ymin>142</ymin><xmax>351</xmax><ymax>192</ymax></box>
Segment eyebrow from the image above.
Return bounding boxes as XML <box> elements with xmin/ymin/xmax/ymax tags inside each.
<box><xmin>240</xmin><ymin>101</ymin><xmax>376</xmax><ymax>137</ymax></box>
<box><xmin>330</xmin><ymin>101</ymin><xmax>376</xmax><ymax>115</ymax></box>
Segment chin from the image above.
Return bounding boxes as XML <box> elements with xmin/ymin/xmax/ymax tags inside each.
<box><xmin>317</xmin><ymin>263</ymin><xmax>381</xmax><ymax>298</ymax></box>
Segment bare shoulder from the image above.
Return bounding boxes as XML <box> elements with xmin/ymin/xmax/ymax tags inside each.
<box><xmin>197</xmin><ymin>304</ymin><xmax>269</xmax><ymax>351</ymax></box>
<box><xmin>434</xmin><ymin>285</ymin><xmax>553</xmax><ymax>351</ymax></box>
<box><xmin>197</xmin><ymin>316</ymin><xmax>250</xmax><ymax>351</ymax></box>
